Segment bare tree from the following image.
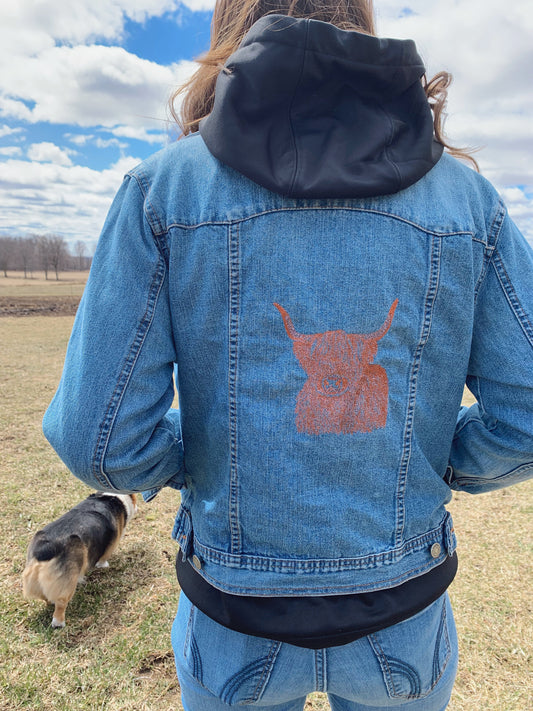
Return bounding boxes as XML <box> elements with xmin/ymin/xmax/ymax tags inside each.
<box><xmin>17</xmin><ymin>236</ymin><xmax>36</xmax><ymax>278</ymax></box>
<box><xmin>47</xmin><ymin>235</ymin><xmax>68</xmax><ymax>280</ymax></box>
<box><xmin>74</xmin><ymin>240</ymin><xmax>87</xmax><ymax>271</ymax></box>
<box><xmin>0</xmin><ymin>236</ymin><xmax>15</xmax><ymax>277</ymax></box>
<box><xmin>36</xmin><ymin>235</ymin><xmax>52</xmax><ymax>279</ymax></box>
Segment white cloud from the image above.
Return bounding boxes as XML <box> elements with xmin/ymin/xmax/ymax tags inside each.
<box><xmin>0</xmin><ymin>44</ymin><xmax>197</xmax><ymax>130</ymax></box>
<box><xmin>499</xmin><ymin>187</ymin><xmax>533</xmax><ymax>229</ymax></box>
<box><xmin>375</xmin><ymin>0</ymin><xmax>533</xmax><ymax>243</ymax></box>
<box><xmin>27</xmin><ymin>142</ymin><xmax>77</xmax><ymax>167</ymax></box>
<box><xmin>0</xmin><ymin>146</ymin><xmax>22</xmax><ymax>157</ymax></box>
<box><xmin>67</xmin><ymin>128</ymin><xmax>166</xmax><ymax>150</ymax></box>
<box><xmin>0</xmin><ymin>124</ymin><xmax>23</xmax><ymax>139</ymax></box>
<box><xmin>107</xmin><ymin>125</ymin><xmax>170</xmax><ymax>144</ymax></box>
<box><xmin>0</xmin><ymin>1</ymin><xmax>186</xmax><ymax>54</ymax></box>
<box><xmin>66</xmin><ymin>133</ymin><xmax>95</xmax><ymax>146</ymax></box>
<box><xmin>0</xmin><ymin>155</ymin><xmax>142</xmax><ymax>245</ymax></box>
<box><xmin>376</xmin><ymin>2</ymin><xmax>533</xmax><ymax>174</ymax></box>
<box><xmin>0</xmin><ymin>2</ymin><xmax>198</xmax><ymax>141</ymax></box>
<box><xmin>0</xmin><ymin>3</ymin><xmax>199</xmax><ymax>245</ymax></box>
<box><xmin>180</xmin><ymin>0</ymin><xmax>216</xmax><ymax>10</ymax></box>
<box><xmin>0</xmin><ymin>97</ymin><xmax>33</xmax><ymax>122</ymax></box>
<box><xmin>94</xmin><ymin>137</ymin><xmax>128</xmax><ymax>150</ymax></box>
<box><xmin>0</xmin><ymin>1</ymin><xmax>530</xmax><ymax>246</ymax></box>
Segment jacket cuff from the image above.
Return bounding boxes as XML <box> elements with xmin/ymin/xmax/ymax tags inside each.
<box><xmin>142</xmin><ymin>472</ymin><xmax>184</xmax><ymax>503</ymax></box>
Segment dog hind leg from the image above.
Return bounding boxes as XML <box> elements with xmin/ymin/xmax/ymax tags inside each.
<box><xmin>51</xmin><ymin>598</ymin><xmax>69</xmax><ymax>628</ymax></box>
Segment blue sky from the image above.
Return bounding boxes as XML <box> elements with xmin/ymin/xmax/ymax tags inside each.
<box><xmin>19</xmin><ymin>7</ymin><xmax>213</xmax><ymax>171</ymax></box>
<box><xmin>0</xmin><ymin>4</ymin><xmax>212</xmax><ymax>170</ymax></box>
<box><xmin>0</xmin><ymin>1</ymin><xmax>531</xmax><ymax>251</ymax></box>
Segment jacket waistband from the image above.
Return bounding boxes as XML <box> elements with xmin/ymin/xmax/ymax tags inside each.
<box><xmin>172</xmin><ymin>506</ymin><xmax>457</xmax><ymax>596</ymax></box>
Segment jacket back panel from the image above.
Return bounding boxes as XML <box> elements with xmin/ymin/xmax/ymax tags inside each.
<box><xmin>132</xmin><ymin>135</ymin><xmax>501</xmax><ymax>593</ymax></box>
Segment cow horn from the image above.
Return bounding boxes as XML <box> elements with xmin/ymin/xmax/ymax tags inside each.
<box><xmin>367</xmin><ymin>299</ymin><xmax>398</xmax><ymax>341</ymax></box>
<box><xmin>274</xmin><ymin>303</ymin><xmax>300</xmax><ymax>340</ymax></box>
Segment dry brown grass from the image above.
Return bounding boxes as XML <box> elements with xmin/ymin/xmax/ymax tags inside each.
<box><xmin>0</xmin><ymin>271</ymin><xmax>88</xmax><ymax>317</ymax></box>
<box><xmin>1</xmin><ymin>315</ymin><xmax>183</xmax><ymax>710</ymax></box>
<box><xmin>0</xmin><ymin>271</ymin><xmax>88</xmax><ymax>297</ymax></box>
<box><xmin>1</xmin><ymin>296</ymin><xmax>531</xmax><ymax>709</ymax></box>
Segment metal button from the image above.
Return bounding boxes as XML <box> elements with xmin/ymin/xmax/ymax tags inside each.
<box><xmin>430</xmin><ymin>543</ymin><xmax>442</xmax><ymax>559</ymax></box>
<box><xmin>192</xmin><ymin>554</ymin><xmax>202</xmax><ymax>570</ymax></box>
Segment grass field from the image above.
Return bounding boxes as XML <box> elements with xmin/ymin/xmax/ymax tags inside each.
<box><xmin>0</xmin><ymin>271</ymin><xmax>88</xmax><ymax>298</ymax></box>
<box><xmin>1</xmin><ymin>273</ymin><xmax>531</xmax><ymax>710</ymax></box>
<box><xmin>0</xmin><ymin>271</ymin><xmax>88</xmax><ymax>317</ymax></box>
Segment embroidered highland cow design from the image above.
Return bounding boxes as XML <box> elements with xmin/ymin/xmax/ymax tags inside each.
<box><xmin>274</xmin><ymin>300</ymin><xmax>398</xmax><ymax>435</ymax></box>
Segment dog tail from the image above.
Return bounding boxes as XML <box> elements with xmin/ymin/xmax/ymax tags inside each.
<box><xmin>32</xmin><ymin>537</ymin><xmax>61</xmax><ymax>562</ymax></box>
<box><xmin>32</xmin><ymin>534</ymin><xmax>83</xmax><ymax>562</ymax></box>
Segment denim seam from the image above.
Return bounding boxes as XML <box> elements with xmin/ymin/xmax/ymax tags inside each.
<box><xmin>190</xmin><ymin>634</ymin><xmax>203</xmax><ymax>687</ymax></box>
<box><xmin>185</xmin><ymin>606</ymin><xmax>213</xmax><ymax>693</ymax></box>
<box><xmin>186</xmin><ymin>513</ymin><xmax>453</xmax><ymax>574</ymax></box>
<box><xmin>388</xmin><ymin>658</ymin><xmax>421</xmax><ymax>698</ymax></box>
<box><xmin>368</xmin><ymin>602</ymin><xmax>450</xmax><ymax>700</ymax></box>
<box><xmin>395</xmin><ymin>234</ymin><xmax>441</xmax><ymax>545</ymax></box>
<box><xmin>471</xmin><ymin>235</ymin><xmax>489</xmax><ymax>247</ymax></box>
<box><xmin>193</xmin><ymin>554</ymin><xmax>451</xmax><ymax>595</ymax></box>
<box><xmin>153</xmin><ymin>207</ymin><xmax>473</xmax><ymax>239</ymax></box>
<box><xmin>432</xmin><ymin>600</ymin><xmax>451</xmax><ymax>692</ymax></box>
<box><xmin>228</xmin><ymin>222</ymin><xmax>242</xmax><ymax>554</ymax></box>
<box><xmin>488</xmin><ymin>199</ymin><xmax>506</xmax><ymax>246</ymax></box>
<box><xmin>183</xmin><ymin>602</ymin><xmax>194</xmax><ymax>660</ymax></box>
<box><xmin>221</xmin><ymin>648</ymin><xmax>280</xmax><ymax>705</ymax></box>
<box><xmin>314</xmin><ymin>649</ymin><xmax>327</xmax><ymax>692</ymax></box>
<box><xmin>91</xmin><ymin>253</ymin><xmax>167</xmax><ymax>489</ymax></box>
<box><xmin>127</xmin><ymin>171</ymin><xmax>166</xmax><ymax>239</ymax></box>
<box><xmin>221</xmin><ymin>660</ymin><xmax>263</xmax><ymax>704</ymax></box>
<box><xmin>129</xmin><ymin>171</ymin><xmax>172</xmax><ymax>266</ymax></box>
<box><xmin>249</xmin><ymin>642</ymin><xmax>282</xmax><ymax>703</ymax></box>
<box><xmin>384</xmin><ymin>599</ymin><xmax>451</xmax><ymax>699</ymax></box>
<box><xmin>473</xmin><ymin>200</ymin><xmax>505</xmax><ymax>303</ymax></box>
<box><xmin>492</xmin><ymin>251</ymin><xmax>533</xmax><ymax>346</ymax></box>
<box><xmin>368</xmin><ymin>636</ymin><xmax>400</xmax><ymax>697</ymax></box>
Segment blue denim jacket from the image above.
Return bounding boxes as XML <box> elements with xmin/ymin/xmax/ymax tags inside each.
<box><xmin>43</xmin><ymin>135</ymin><xmax>533</xmax><ymax>596</ymax></box>
<box><xmin>43</xmin><ymin>17</ymin><xmax>533</xmax><ymax>596</ymax></box>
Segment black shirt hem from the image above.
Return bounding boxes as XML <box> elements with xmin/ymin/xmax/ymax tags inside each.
<box><xmin>176</xmin><ymin>551</ymin><xmax>458</xmax><ymax>649</ymax></box>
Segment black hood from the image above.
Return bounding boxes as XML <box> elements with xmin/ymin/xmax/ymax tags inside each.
<box><xmin>199</xmin><ymin>15</ymin><xmax>443</xmax><ymax>199</ymax></box>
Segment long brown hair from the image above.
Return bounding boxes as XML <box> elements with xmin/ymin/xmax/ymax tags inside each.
<box><xmin>169</xmin><ymin>0</ymin><xmax>478</xmax><ymax>170</ymax></box>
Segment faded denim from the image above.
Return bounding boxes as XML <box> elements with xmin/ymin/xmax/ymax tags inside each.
<box><xmin>43</xmin><ymin>135</ymin><xmax>533</xmax><ymax>596</ymax></box>
<box><xmin>172</xmin><ymin>590</ymin><xmax>458</xmax><ymax>710</ymax></box>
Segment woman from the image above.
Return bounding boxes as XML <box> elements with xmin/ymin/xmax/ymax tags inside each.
<box><xmin>43</xmin><ymin>1</ymin><xmax>533</xmax><ymax>709</ymax></box>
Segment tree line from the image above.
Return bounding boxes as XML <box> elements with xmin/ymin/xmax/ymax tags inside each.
<box><xmin>0</xmin><ymin>235</ymin><xmax>92</xmax><ymax>280</ymax></box>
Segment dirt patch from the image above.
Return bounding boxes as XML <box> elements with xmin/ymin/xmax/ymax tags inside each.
<box><xmin>0</xmin><ymin>296</ymin><xmax>81</xmax><ymax>317</ymax></box>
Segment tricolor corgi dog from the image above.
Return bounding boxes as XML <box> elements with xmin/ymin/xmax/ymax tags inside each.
<box><xmin>22</xmin><ymin>492</ymin><xmax>137</xmax><ymax>628</ymax></box>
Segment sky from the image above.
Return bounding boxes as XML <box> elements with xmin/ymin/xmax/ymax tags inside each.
<box><xmin>0</xmin><ymin>0</ymin><xmax>531</xmax><ymax>253</ymax></box>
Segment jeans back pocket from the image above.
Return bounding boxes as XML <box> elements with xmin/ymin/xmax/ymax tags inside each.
<box><xmin>177</xmin><ymin>594</ymin><xmax>282</xmax><ymax>705</ymax></box>
<box><xmin>368</xmin><ymin>593</ymin><xmax>454</xmax><ymax>700</ymax></box>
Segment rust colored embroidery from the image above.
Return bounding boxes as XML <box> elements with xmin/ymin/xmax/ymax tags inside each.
<box><xmin>274</xmin><ymin>300</ymin><xmax>398</xmax><ymax>435</ymax></box>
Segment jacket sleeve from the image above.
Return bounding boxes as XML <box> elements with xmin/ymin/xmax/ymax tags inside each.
<box><xmin>447</xmin><ymin>205</ymin><xmax>533</xmax><ymax>493</ymax></box>
<box><xmin>42</xmin><ymin>173</ymin><xmax>184</xmax><ymax>499</ymax></box>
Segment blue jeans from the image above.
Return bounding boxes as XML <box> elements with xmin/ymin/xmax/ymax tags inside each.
<box><xmin>172</xmin><ymin>591</ymin><xmax>458</xmax><ymax>711</ymax></box>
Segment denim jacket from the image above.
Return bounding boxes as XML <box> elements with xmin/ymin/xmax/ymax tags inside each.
<box><xmin>43</xmin><ymin>18</ymin><xmax>533</xmax><ymax>597</ymax></box>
